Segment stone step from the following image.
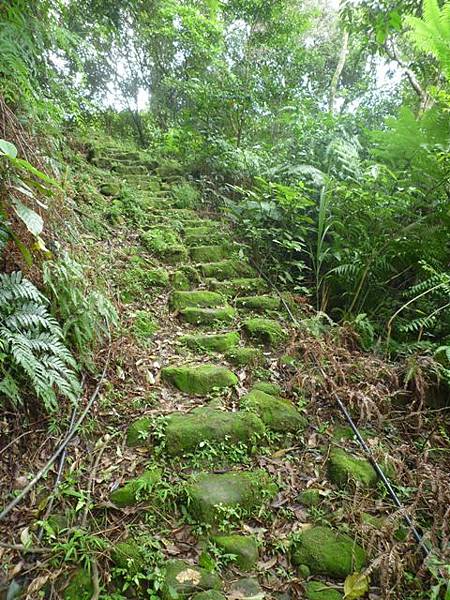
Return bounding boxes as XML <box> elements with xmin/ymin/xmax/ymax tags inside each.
<box><xmin>327</xmin><ymin>447</ymin><xmax>378</xmax><ymax>488</ymax></box>
<box><xmin>184</xmin><ymin>228</ymin><xmax>224</xmax><ymax>246</ymax></box>
<box><xmin>170</xmin><ymin>290</ymin><xmax>225</xmax><ymax>310</ymax></box>
<box><xmin>241</xmin><ymin>389</ymin><xmax>307</xmax><ymax>432</ymax></box>
<box><xmin>110</xmin><ymin>468</ymin><xmax>162</xmax><ymax>507</ymax></box>
<box><xmin>179</xmin><ymin>306</ymin><xmax>235</xmax><ymax>325</ymax></box>
<box><xmin>207</xmin><ymin>277</ymin><xmax>268</xmax><ymax>296</ymax></box>
<box><xmin>225</xmin><ymin>346</ymin><xmax>264</xmax><ymax>367</ymax></box>
<box><xmin>164</xmin><ymin>407</ymin><xmax>264</xmax><ymax>455</ymax></box>
<box><xmin>212</xmin><ymin>535</ymin><xmax>259</xmax><ymax>571</ymax></box>
<box><xmin>162</xmin><ymin>560</ymin><xmax>222</xmax><ymax>600</ymax></box>
<box><xmin>243</xmin><ymin>317</ymin><xmax>287</xmax><ymax>346</ymax></box>
<box><xmin>161</xmin><ymin>364</ymin><xmax>238</xmax><ymax>395</ymax></box>
<box><xmin>187</xmin><ymin>470</ymin><xmax>277</xmax><ymax>525</ymax></box>
<box><xmin>200</xmin><ymin>260</ymin><xmax>255</xmax><ymax>281</ymax></box>
<box><xmin>235</xmin><ymin>295</ymin><xmax>281</xmax><ymax>312</ymax></box>
<box><xmin>190</xmin><ymin>245</ymin><xmax>231</xmax><ymax>263</ymax></box>
<box><xmin>179</xmin><ymin>331</ymin><xmax>240</xmax><ymax>352</ymax></box>
<box><xmin>141</xmin><ymin>228</ymin><xmax>187</xmax><ymax>264</ymax></box>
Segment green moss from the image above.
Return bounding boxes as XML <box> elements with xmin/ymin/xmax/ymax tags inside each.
<box><xmin>187</xmin><ymin>470</ymin><xmax>277</xmax><ymax>525</ymax></box>
<box><xmin>170</xmin><ymin>290</ymin><xmax>225</xmax><ymax>310</ymax></box>
<box><xmin>171</xmin><ymin>182</ymin><xmax>200</xmax><ymax>209</ymax></box>
<box><xmin>190</xmin><ymin>245</ymin><xmax>230</xmax><ymax>263</ymax></box>
<box><xmin>208</xmin><ymin>278</ymin><xmax>268</xmax><ymax>296</ymax></box>
<box><xmin>121</xmin><ymin>266</ymin><xmax>169</xmax><ymax>302</ymax></box>
<box><xmin>298</xmin><ymin>489</ymin><xmax>322</xmax><ymax>507</ymax></box>
<box><xmin>180</xmin><ymin>332</ymin><xmax>240</xmax><ymax>352</ymax></box>
<box><xmin>161</xmin><ymin>364</ymin><xmax>238</xmax><ymax>395</ymax></box>
<box><xmin>180</xmin><ymin>306</ymin><xmax>235</xmax><ymax>325</ymax></box>
<box><xmin>235</xmin><ymin>295</ymin><xmax>281</xmax><ymax>312</ymax></box>
<box><xmin>225</xmin><ymin>347</ymin><xmax>264</xmax><ymax>367</ymax></box>
<box><xmin>100</xmin><ymin>182</ymin><xmax>120</xmax><ymax>196</ymax></box>
<box><xmin>165</xmin><ymin>408</ymin><xmax>265</xmax><ymax>455</ymax></box>
<box><xmin>63</xmin><ymin>569</ymin><xmax>94</xmax><ymax>600</ymax></box>
<box><xmin>212</xmin><ymin>535</ymin><xmax>258</xmax><ymax>570</ymax></box>
<box><xmin>243</xmin><ymin>318</ymin><xmax>287</xmax><ymax>346</ymax></box>
<box><xmin>185</xmin><ymin>227</ymin><xmax>223</xmax><ymax>246</ymax></box>
<box><xmin>126</xmin><ymin>417</ymin><xmax>152</xmax><ymax>447</ymax></box>
<box><xmin>305</xmin><ymin>581</ymin><xmax>343</xmax><ymax>600</ymax></box>
<box><xmin>162</xmin><ymin>559</ymin><xmax>222</xmax><ymax>599</ymax></box>
<box><xmin>141</xmin><ymin>228</ymin><xmax>187</xmax><ymax>264</ymax></box>
<box><xmin>191</xmin><ymin>592</ymin><xmax>226</xmax><ymax>600</ymax></box>
<box><xmin>242</xmin><ymin>389</ymin><xmax>306</xmax><ymax>433</ymax></box>
<box><xmin>111</xmin><ymin>541</ymin><xmax>146</xmax><ymax>576</ymax></box>
<box><xmin>132</xmin><ymin>311</ymin><xmax>159</xmax><ymax>342</ymax></box>
<box><xmin>291</xmin><ymin>526</ymin><xmax>366</xmax><ymax>578</ymax></box>
<box><xmin>327</xmin><ymin>447</ymin><xmax>377</xmax><ymax>488</ymax></box>
<box><xmin>200</xmin><ymin>260</ymin><xmax>255</xmax><ymax>281</ymax></box>
<box><xmin>172</xmin><ymin>271</ymin><xmax>191</xmax><ymax>290</ymax></box>
<box><xmin>110</xmin><ymin>468</ymin><xmax>162</xmax><ymax>507</ymax></box>
<box><xmin>252</xmin><ymin>382</ymin><xmax>282</xmax><ymax>397</ymax></box>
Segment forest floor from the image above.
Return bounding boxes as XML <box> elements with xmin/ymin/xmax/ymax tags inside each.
<box><xmin>1</xmin><ymin>141</ymin><xmax>450</xmax><ymax>600</ymax></box>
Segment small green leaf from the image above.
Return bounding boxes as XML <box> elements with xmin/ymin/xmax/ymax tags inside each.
<box><xmin>12</xmin><ymin>198</ymin><xmax>44</xmax><ymax>236</ymax></box>
<box><xmin>0</xmin><ymin>139</ymin><xmax>17</xmax><ymax>158</ymax></box>
<box><xmin>344</xmin><ymin>572</ymin><xmax>369</xmax><ymax>599</ymax></box>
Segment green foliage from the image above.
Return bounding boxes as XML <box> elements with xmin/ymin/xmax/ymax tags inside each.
<box><xmin>0</xmin><ymin>271</ymin><xmax>81</xmax><ymax>411</ymax></box>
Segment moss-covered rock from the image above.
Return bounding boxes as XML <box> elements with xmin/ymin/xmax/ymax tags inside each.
<box><xmin>228</xmin><ymin>578</ymin><xmax>263</xmax><ymax>600</ymax></box>
<box><xmin>235</xmin><ymin>295</ymin><xmax>281</xmax><ymax>312</ymax></box>
<box><xmin>180</xmin><ymin>306</ymin><xmax>235</xmax><ymax>325</ymax></box>
<box><xmin>200</xmin><ymin>260</ymin><xmax>255</xmax><ymax>281</ymax></box>
<box><xmin>185</xmin><ymin>226</ymin><xmax>223</xmax><ymax>246</ymax></box>
<box><xmin>190</xmin><ymin>245</ymin><xmax>230</xmax><ymax>263</ymax></box>
<box><xmin>327</xmin><ymin>447</ymin><xmax>377</xmax><ymax>488</ymax></box>
<box><xmin>225</xmin><ymin>347</ymin><xmax>264</xmax><ymax>367</ymax></box>
<box><xmin>170</xmin><ymin>290</ymin><xmax>225</xmax><ymax>310</ymax></box>
<box><xmin>111</xmin><ymin>540</ymin><xmax>146</xmax><ymax>576</ymax></box>
<box><xmin>110</xmin><ymin>468</ymin><xmax>162</xmax><ymax>507</ymax></box>
<box><xmin>100</xmin><ymin>182</ymin><xmax>120</xmax><ymax>196</ymax></box>
<box><xmin>161</xmin><ymin>365</ymin><xmax>238</xmax><ymax>395</ymax></box>
<box><xmin>252</xmin><ymin>382</ymin><xmax>282</xmax><ymax>397</ymax></box>
<box><xmin>165</xmin><ymin>408</ymin><xmax>264</xmax><ymax>455</ymax></box>
<box><xmin>242</xmin><ymin>390</ymin><xmax>306</xmax><ymax>433</ymax></box>
<box><xmin>63</xmin><ymin>569</ymin><xmax>94</xmax><ymax>600</ymax></box>
<box><xmin>213</xmin><ymin>535</ymin><xmax>259</xmax><ymax>570</ymax></box>
<box><xmin>208</xmin><ymin>278</ymin><xmax>268</xmax><ymax>296</ymax></box>
<box><xmin>162</xmin><ymin>559</ymin><xmax>222</xmax><ymax>599</ymax></box>
<box><xmin>305</xmin><ymin>581</ymin><xmax>343</xmax><ymax>600</ymax></box>
<box><xmin>297</xmin><ymin>489</ymin><xmax>322</xmax><ymax>507</ymax></box>
<box><xmin>180</xmin><ymin>332</ymin><xmax>240</xmax><ymax>352</ymax></box>
<box><xmin>126</xmin><ymin>417</ymin><xmax>152</xmax><ymax>447</ymax></box>
<box><xmin>291</xmin><ymin>526</ymin><xmax>366</xmax><ymax>578</ymax></box>
<box><xmin>191</xmin><ymin>592</ymin><xmax>226</xmax><ymax>600</ymax></box>
<box><xmin>243</xmin><ymin>318</ymin><xmax>287</xmax><ymax>346</ymax></box>
<box><xmin>187</xmin><ymin>470</ymin><xmax>277</xmax><ymax>525</ymax></box>
<box><xmin>141</xmin><ymin>228</ymin><xmax>188</xmax><ymax>264</ymax></box>
<box><xmin>172</xmin><ymin>270</ymin><xmax>191</xmax><ymax>290</ymax></box>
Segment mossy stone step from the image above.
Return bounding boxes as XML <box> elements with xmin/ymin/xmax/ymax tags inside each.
<box><xmin>235</xmin><ymin>295</ymin><xmax>281</xmax><ymax>312</ymax></box>
<box><xmin>243</xmin><ymin>318</ymin><xmax>287</xmax><ymax>346</ymax></box>
<box><xmin>183</xmin><ymin>219</ymin><xmax>222</xmax><ymax>230</ymax></box>
<box><xmin>63</xmin><ymin>569</ymin><xmax>94</xmax><ymax>600</ymax></box>
<box><xmin>212</xmin><ymin>535</ymin><xmax>259</xmax><ymax>570</ymax></box>
<box><xmin>192</xmin><ymin>592</ymin><xmax>225</xmax><ymax>600</ymax></box>
<box><xmin>207</xmin><ymin>278</ymin><xmax>268</xmax><ymax>296</ymax></box>
<box><xmin>225</xmin><ymin>346</ymin><xmax>264</xmax><ymax>367</ymax></box>
<box><xmin>180</xmin><ymin>332</ymin><xmax>240</xmax><ymax>352</ymax></box>
<box><xmin>179</xmin><ymin>306</ymin><xmax>235</xmax><ymax>325</ymax></box>
<box><xmin>187</xmin><ymin>470</ymin><xmax>277</xmax><ymax>525</ymax></box>
<box><xmin>305</xmin><ymin>581</ymin><xmax>343</xmax><ymax>600</ymax></box>
<box><xmin>291</xmin><ymin>526</ymin><xmax>366</xmax><ymax>578</ymax></box>
<box><xmin>242</xmin><ymin>389</ymin><xmax>307</xmax><ymax>432</ymax></box>
<box><xmin>111</xmin><ymin>540</ymin><xmax>146</xmax><ymax>576</ymax></box>
<box><xmin>161</xmin><ymin>364</ymin><xmax>238</xmax><ymax>395</ymax></box>
<box><xmin>165</xmin><ymin>407</ymin><xmax>264</xmax><ymax>455</ymax></box>
<box><xmin>126</xmin><ymin>416</ymin><xmax>152</xmax><ymax>447</ymax></box>
<box><xmin>327</xmin><ymin>447</ymin><xmax>377</xmax><ymax>488</ymax></box>
<box><xmin>110</xmin><ymin>468</ymin><xmax>162</xmax><ymax>507</ymax></box>
<box><xmin>162</xmin><ymin>559</ymin><xmax>222</xmax><ymax>600</ymax></box>
<box><xmin>170</xmin><ymin>290</ymin><xmax>225</xmax><ymax>310</ymax></box>
<box><xmin>252</xmin><ymin>381</ymin><xmax>282</xmax><ymax>397</ymax></box>
<box><xmin>200</xmin><ymin>260</ymin><xmax>255</xmax><ymax>281</ymax></box>
<box><xmin>190</xmin><ymin>245</ymin><xmax>231</xmax><ymax>263</ymax></box>
<box><xmin>185</xmin><ymin>229</ymin><xmax>223</xmax><ymax>246</ymax></box>
<box><xmin>141</xmin><ymin>228</ymin><xmax>187</xmax><ymax>264</ymax></box>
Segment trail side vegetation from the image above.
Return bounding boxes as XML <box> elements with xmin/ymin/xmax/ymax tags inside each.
<box><xmin>0</xmin><ymin>0</ymin><xmax>449</xmax><ymax>599</ymax></box>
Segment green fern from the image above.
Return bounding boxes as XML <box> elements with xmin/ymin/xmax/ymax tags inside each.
<box><xmin>0</xmin><ymin>271</ymin><xmax>81</xmax><ymax>412</ymax></box>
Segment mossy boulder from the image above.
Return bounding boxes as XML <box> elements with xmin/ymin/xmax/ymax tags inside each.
<box><xmin>213</xmin><ymin>535</ymin><xmax>259</xmax><ymax>570</ymax></box>
<box><xmin>327</xmin><ymin>447</ymin><xmax>377</xmax><ymax>488</ymax></box>
<box><xmin>187</xmin><ymin>470</ymin><xmax>277</xmax><ymax>525</ymax></box>
<box><xmin>252</xmin><ymin>382</ymin><xmax>282</xmax><ymax>397</ymax></box>
<box><xmin>180</xmin><ymin>332</ymin><xmax>240</xmax><ymax>352</ymax></box>
<box><xmin>185</xmin><ymin>227</ymin><xmax>223</xmax><ymax>246</ymax></box>
<box><xmin>190</xmin><ymin>245</ymin><xmax>230</xmax><ymax>263</ymax></box>
<box><xmin>305</xmin><ymin>581</ymin><xmax>343</xmax><ymax>600</ymax></box>
<box><xmin>242</xmin><ymin>390</ymin><xmax>306</xmax><ymax>433</ymax></box>
<box><xmin>165</xmin><ymin>408</ymin><xmax>265</xmax><ymax>455</ymax></box>
<box><xmin>297</xmin><ymin>489</ymin><xmax>322</xmax><ymax>507</ymax></box>
<box><xmin>180</xmin><ymin>306</ymin><xmax>235</xmax><ymax>325</ymax></box>
<box><xmin>291</xmin><ymin>526</ymin><xmax>366</xmax><ymax>578</ymax></box>
<box><xmin>170</xmin><ymin>290</ymin><xmax>225</xmax><ymax>310</ymax></box>
<box><xmin>110</xmin><ymin>468</ymin><xmax>162</xmax><ymax>507</ymax></box>
<box><xmin>200</xmin><ymin>260</ymin><xmax>255</xmax><ymax>281</ymax></box>
<box><xmin>191</xmin><ymin>592</ymin><xmax>226</xmax><ymax>600</ymax></box>
<box><xmin>235</xmin><ymin>295</ymin><xmax>280</xmax><ymax>312</ymax></box>
<box><xmin>111</xmin><ymin>540</ymin><xmax>146</xmax><ymax>576</ymax></box>
<box><xmin>208</xmin><ymin>278</ymin><xmax>268</xmax><ymax>296</ymax></box>
<box><xmin>126</xmin><ymin>416</ymin><xmax>152</xmax><ymax>447</ymax></box>
<box><xmin>100</xmin><ymin>182</ymin><xmax>120</xmax><ymax>196</ymax></box>
<box><xmin>144</xmin><ymin>268</ymin><xmax>170</xmax><ymax>286</ymax></box>
<box><xmin>161</xmin><ymin>365</ymin><xmax>238</xmax><ymax>395</ymax></box>
<box><xmin>63</xmin><ymin>569</ymin><xmax>94</xmax><ymax>600</ymax></box>
<box><xmin>243</xmin><ymin>318</ymin><xmax>287</xmax><ymax>346</ymax></box>
<box><xmin>225</xmin><ymin>347</ymin><xmax>264</xmax><ymax>367</ymax></box>
<box><xmin>162</xmin><ymin>559</ymin><xmax>222</xmax><ymax>599</ymax></box>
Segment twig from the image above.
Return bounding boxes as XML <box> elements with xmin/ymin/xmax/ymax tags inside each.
<box><xmin>0</xmin><ymin>542</ymin><xmax>49</xmax><ymax>554</ymax></box>
<box><xmin>91</xmin><ymin>559</ymin><xmax>100</xmax><ymax>600</ymax></box>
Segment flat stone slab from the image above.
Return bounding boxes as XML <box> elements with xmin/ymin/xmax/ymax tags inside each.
<box><xmin>180</xmin><ymin>332</ymin><xmax>240</xmax><ymax>352</ymax></box>
<box><xmin>165</xmin><ymin>407</ymin><xmax>265</xmax><ymax>455</ymax></box>
<box><xmin>291</xmin><ymin>526</ymin><xmax>366</xmax><ymax>578</ymax></box>
<box><xmin>327</xmin><ymin>447</ymin><xmax>377</xmax><ymax>488</ymax></box>
<box><xmin>243</xmin><ymin>318</ymin><xmax>287</xmax><ymax>346</ymax></box>
<box><xmin>242</xmin><ymin>389</ymin><xmax>307</xmax><ymax>432</ymax></box>
<box><xmin>162</xmin><ymin>559</ymin><xmax>222</xmax><ymax>599</ymax></box>
<box><xmin>187</xmin><ymin>470</ymin><xmax>277</xmax><ymax>525</ymax></box>
<box><xmin>200</xmin><ymin>260</ymin><xmax>255</xmax><ymax>281</ymax></box>
<box><xmin>208</xmin><ymin>278</ymin><xmax>268</xmax><ymax>296</ymax></box>
<box><xmin>190</xmin><ymin>245</ymin><xmax>230</xmax><ymax>263</ymax></box>
<box><xmin>235</xmin><ymin>295</ymin><xmax>281</xmax><ymax>312</ymax></box>
<box><xmin>180</xmin><ymin>306</ymin><xmax>235</xmax><ymax>325</ymax></box>
<box><xmin>161</xmin><ymin>364</ymin><xmax>238</xmax><ymax>395</ymax></box>
<box><xmin>170</xmin><ymin>290</ymin><xmax>225</xmax><ymax>310</ymax></box>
